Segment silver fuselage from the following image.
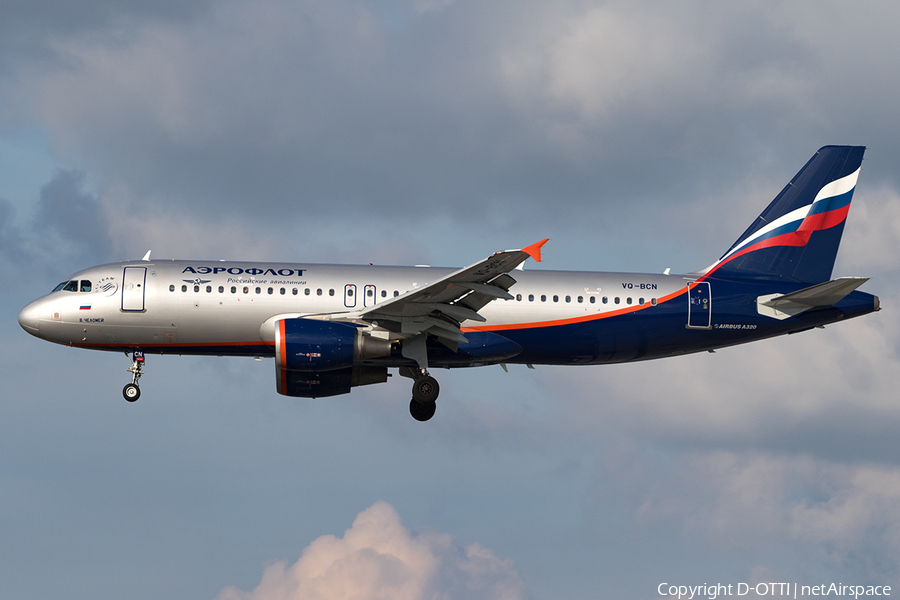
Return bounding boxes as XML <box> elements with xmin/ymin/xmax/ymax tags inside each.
<box><xmin>19</xmin><ymin>259</ymin><xmax>685</xmax><ymax>359</ymax></box>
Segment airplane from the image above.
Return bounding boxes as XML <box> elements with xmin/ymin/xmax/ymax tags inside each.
<box><xmin>19</xmin><ymin>146</ymin><xmax>880</xmax><ymax>421</ymax></box>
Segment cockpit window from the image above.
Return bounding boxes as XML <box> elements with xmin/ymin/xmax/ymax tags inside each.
<box><xmin>62</xmin><ymin>280</ymin><xmax>79</xmax><ymax>292</ymax></box>
<box><xmin>52</xmin><ymin>282</ymin><xmax>68</xmax><ymax>292</ymax></box>
<box><xmin>80</xmin><ymin>280</ymin><xmax>92</xmax><ymax>292</ymax></box>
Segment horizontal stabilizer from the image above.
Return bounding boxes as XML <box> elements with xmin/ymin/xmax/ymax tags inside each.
<box><xmin>757</xmin><ymin>277</ymin><xmax>868</xmax><ymax>320</ymax></box>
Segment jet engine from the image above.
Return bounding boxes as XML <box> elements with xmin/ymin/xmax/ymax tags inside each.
<box><xmin>274</xmin><ymin>317</ymin><xmax>391</xmax><ymax>397</ymax></box>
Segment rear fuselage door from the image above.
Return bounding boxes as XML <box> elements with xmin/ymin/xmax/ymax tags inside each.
<box><xmin>687</xmin><ymin>281</ymin><xmax>711</xmax><ymax>329</ymax></box>
<box><xmin>122</xmin><ymin>267</ymin><xmax>147</xmax><ymax>311</ymax></box>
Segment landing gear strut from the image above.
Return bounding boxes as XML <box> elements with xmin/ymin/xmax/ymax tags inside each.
<box><xmin>123</xmin><ymin>350</ymin><xmax>145</xmax><ymax>402</ymax></box>
<box><xmin>406</xmin><ymin>369</ymin><xmax>440</xmax><ymax>422</ymax></box>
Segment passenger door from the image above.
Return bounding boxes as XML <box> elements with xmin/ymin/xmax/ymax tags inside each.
<box><xmin>121</xmin><ymin>267</ymin><xmax>147</xmax><ymax>311</ymax></box>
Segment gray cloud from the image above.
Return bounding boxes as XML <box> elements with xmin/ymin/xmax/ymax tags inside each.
<box><xmin>19</xmin><ymin>0</ymin><xmax>900</xmax><ymax>236</ymax></box>
<box><xmin>629</xmin><ymin>452</ymin><xmax>900</xmax><ymax>582</ymax></box>
<box><xmin>33</xmin><ymin>169</ymin><xmax>113</xmax><ymax>264</ymax></box>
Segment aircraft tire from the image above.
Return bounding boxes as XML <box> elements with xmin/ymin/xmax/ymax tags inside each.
<box><xmin>409</xmin><ymin>398</ymin><xmax>436</xmax><ymax>422</ymax></box>
<box><xmin>412</xmin><ymin>375</ymin><xmax>440</xmax><ymax>403</ymax></box>
<box><xmin>123</xmin><ymin>383</ymin><xmax>141</xmax><ymax>402</ymax></box>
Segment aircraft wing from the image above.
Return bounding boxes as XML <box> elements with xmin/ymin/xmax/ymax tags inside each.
<box><xmin>356</xmin><ymin>239</ymin><xmax>548</xmax><ymax>349</ymax></box>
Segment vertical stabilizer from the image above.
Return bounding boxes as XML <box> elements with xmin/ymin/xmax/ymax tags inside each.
<box><xmin>704</xmin><ymin>146</ymin><xmax>865</xmax><ymax>283</ymax></box>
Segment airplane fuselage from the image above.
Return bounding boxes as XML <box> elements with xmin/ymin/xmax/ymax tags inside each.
<box><xmin>20</xmin><ymin>259</ymin><xmax>878</xmax><ymax>367</ymax></box>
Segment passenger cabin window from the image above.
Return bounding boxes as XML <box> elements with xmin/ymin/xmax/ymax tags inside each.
<box><xmin>280</xmin><ymin>288</ymin><xmax>286</xmax><ymax>295</ymax></box>
<box><xmin>528</xmin><ymin>294</ymin><xmax>534</xmax><ymax>302</ymax></box>
<box><xmin>292</xmin><ymin>288</ymin><xmax>298</xmax><ymax>295</ymax></box>
<box><xmin>255</xmin><ymin>287</ymin><xmax>261</xmax><ymax>294</ymax></box>
<box><xmin>219</xmin><ymin>286</ymin><xmax>224</xmax><ymax>293</ymax></box>
<box><xmin>169</xmin><ymin>284</ymin><xmax>175</xmax><ymax>292</ymax></box>
<box><xmin>329</xmin><ymin>289</ymin><xmax>335</xmax><ymax>296</ymax></box>
<box><xmin>80</xmin><ymin>281</ymin><xmax>92</xmax><ymax>292</ymax></box>
<box><xmin>317</xmin><ymin>289</ymin><xmax>322</xmax><ymax>296</ymax></box>
<box><xmin>268</xmin><ymin>287</ymin><xmax>274</xmax><ymax>295</ymax></box>
<box><xmin>553</xmin><ymin>295</ymin><xmax>559</xmax><ymax>302</ymax></box>
<box><xmin>182</xmin><ymin>285</ymin><xmax>188</xmax><ymax>292</ymax></box>
<box><xmin>194</xmin><ymin>285</ymin><xmax>200</xmax><ymax>292</ymax></box>
<box><xmin>381</xmin><ymin>290</ymin><xmax>387</xmax><ymax>298</ymax></box>
<box><xmin>589</xmin><ymin>296</ymin><xmax>595</xmax><ymax>304</ymax></box>
<box><xmin>541</xmin><ymin>295</ymin><xmax>546</xmax><ymax>302</ymax></box>
<box><xmin>231</xmin><ymin>286</ymin><xmax>237</xmax><ymax>294</ymax></box>
<box><xmin>304</xmin><ymin>288</ymin><xmax>310</xmax><ymax>296</ymax></box>
<box><xmin>206</xmin><ymin>286</ymin><xmax>212</xmax><ymax>293</ymax></box>
<box><xmin>565</xmin><ymin>295</ymin><xmax>571</xmax><ymax>303</ymax></box>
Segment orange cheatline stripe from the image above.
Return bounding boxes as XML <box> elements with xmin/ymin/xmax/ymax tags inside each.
<box><xmin>71</xmin><ymin>340</ymin><xmax>272</xmax><ymax>349</ymax></box>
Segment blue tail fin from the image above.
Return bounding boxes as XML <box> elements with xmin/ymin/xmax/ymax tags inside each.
<box><xmin>704</xmin><ymin>145</ymin><xmax>865</xmax><ymax>283</ymax></box>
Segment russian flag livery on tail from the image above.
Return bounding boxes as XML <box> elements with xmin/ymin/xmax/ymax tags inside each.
<box><xmin>706</xmin><ymin>145</ymin><xmax>865</xmax><ymax>283</ymax></box>
<box><xmin>20</xmin><ymin>146</ymin><xmax>880</xmax><ymax>421</ymax></box>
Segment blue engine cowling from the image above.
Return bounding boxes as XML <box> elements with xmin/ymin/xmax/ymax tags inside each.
<box><xmin>276</xmin><ymin>318</ymin><xmax>358</xmax><ymax>372</ymax></box>
<box><xmin>274</xmin><ymin>317</ymin><xmax>391</xmax><ymax>397</ymax></box>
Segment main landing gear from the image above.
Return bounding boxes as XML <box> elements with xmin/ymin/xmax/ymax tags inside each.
<box><xmin>123</xmin><ymin>350</ymin><xmax>145</xmax><ymax>402</ymax></box>
<box><xmin>407</xmin><ymin>369</ymin><xmax>440</xmax><ymax>422</ymax></box>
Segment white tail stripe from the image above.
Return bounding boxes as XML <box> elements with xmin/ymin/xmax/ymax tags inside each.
<box><xmin>813</xmin><ymin>167</ymin><xmax>860</xmax><ymax>203</ymax></box>
<box><xmin>700</xmin><ymin>168</ymin><xmax>860</xmax><ymax>274</ymax></box>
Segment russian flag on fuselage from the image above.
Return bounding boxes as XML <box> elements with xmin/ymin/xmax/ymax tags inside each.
<box><xmin>705</xmin><ymin>145</ymin><xmax>865</xmax><ymax>284</ymax></box>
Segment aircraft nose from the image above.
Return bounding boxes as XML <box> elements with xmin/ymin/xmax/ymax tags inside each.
<box><xmin>18</xmin><ymin>301</ymin><xmax>42</xmax><ymax>336</ymax></box>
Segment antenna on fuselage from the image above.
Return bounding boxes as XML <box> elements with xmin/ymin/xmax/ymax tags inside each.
<box><xmin>141</xmin><ymin>250</ymin><xmax>152</xmax><ymax>261</ymax></box>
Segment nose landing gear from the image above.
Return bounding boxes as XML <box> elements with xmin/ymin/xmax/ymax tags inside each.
<box><xmin>123</xmin><ymin>351</ymin><xmax>144</xmax><ymax>402</ymax></box>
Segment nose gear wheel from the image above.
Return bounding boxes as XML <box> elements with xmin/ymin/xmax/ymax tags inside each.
<box><xmin>123</xmin><ymin>351</ymin><xmax>145</xmax><ymax>402</ymax></box>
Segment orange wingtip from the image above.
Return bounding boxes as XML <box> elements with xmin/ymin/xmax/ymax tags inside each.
<box><xmin>521</xmin><ymin>238</ymin><xmax>549</xmax><ymax>263</ymax></box>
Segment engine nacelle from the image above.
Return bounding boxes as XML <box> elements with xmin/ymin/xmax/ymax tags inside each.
<box><xmin>274</xmin><ymin>318</ymin><xmax>392</xmax><ymax>397</ymax></box>
<box><xmin>274</xmin><ymin>317</ymin><xmax>392</xmax><ymax>372</ymax></box>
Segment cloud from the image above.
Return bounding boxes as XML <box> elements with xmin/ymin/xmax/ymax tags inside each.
<box><xmin>16</xmin><ymin>0</ymin><xmax>878</xmax><ymax>234</ymax></box>
<box><xmin>543</xmin><ymin>282</ymin><xmax>900</xmax><ymax>463</ymax></box>
<box><xmin>216</xmin><ymin>501</ymin><xmax>527</xmax><ymax>600</ymax></box>
<box><xmin>630</xmin><ymin>451</ymin><xmax>900</xmax><ymax>581</ymax></box>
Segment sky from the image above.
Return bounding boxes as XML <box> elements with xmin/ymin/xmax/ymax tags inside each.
<box><xmin>2</xmin><ymin>1</ymin><xmax>900</xmax><ymax>598</ymax></box>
